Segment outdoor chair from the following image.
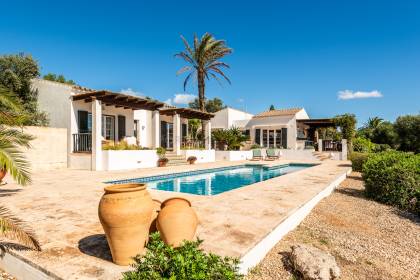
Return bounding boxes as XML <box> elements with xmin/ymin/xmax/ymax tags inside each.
<box><xmin>266</xmin><ymin>148</ymin><xmax>280</xmax><ymax>160</ymax></box>
<box><xmin>250</xmin><ymin>149</ymin><xmax>263</xmax><ymax>161</ymax></box>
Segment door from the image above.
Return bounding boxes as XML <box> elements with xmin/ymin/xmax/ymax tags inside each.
<box><xmin>160</xmin><ymin>121</ymin><xmax>168</xmax><ymax>148</ymax></box>
<box><xmin>118</xmin><ymin>115</ymin><xmax>126</xmax><ymax>141</ymax></box>
<box><xmin>281</xmin><ymin>128</ymin><xmax>288</xmax><ymax>148</ymax></box>
<box><xmin>102</xmin><ymin>115</ymin><xmax>115</xmax><ymax>141</ymax></box>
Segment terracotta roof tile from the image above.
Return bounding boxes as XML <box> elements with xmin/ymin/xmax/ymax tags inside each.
<box><xmin>253</xmin><ymin>108</ymin><xmax>302</xmax><ymax>118</ymax></box>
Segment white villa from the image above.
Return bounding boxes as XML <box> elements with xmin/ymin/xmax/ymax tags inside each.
<box><xmin>212</xmin><ymin>107</ymin><xmax>338</xmax><ymax>150</ymax></box>
<box><xmin>32</xmin><ymin>79</ymin><xmax>214</xmax><ymax>171</ymax></box>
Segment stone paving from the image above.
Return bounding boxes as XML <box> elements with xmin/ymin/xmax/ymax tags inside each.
<box><xmin>0</xmin><ymin>159</ymin><xmax>350</xmax><ymax>279</ymax></box>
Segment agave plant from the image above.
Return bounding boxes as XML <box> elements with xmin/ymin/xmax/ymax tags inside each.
<box><xmin>0</xmin><ymin>85</ymin><xmax>40</xmax><ymax>250</ymax></box>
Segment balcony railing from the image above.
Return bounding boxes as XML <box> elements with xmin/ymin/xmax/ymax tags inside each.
<box><xmin>73</xmin><ymin>133</ymin><xmax>92</xmax><ymax>152</ymax></box>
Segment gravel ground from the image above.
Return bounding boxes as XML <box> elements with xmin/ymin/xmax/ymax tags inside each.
<box><xmin>0</xmin><ymin>269</ymin><xmax>14</xmax><ymax>280</ymax></box>
<box><xmin>246</xmin><ymin>172</ymin><xmax>420</xmax><ymax>280</ymax></box>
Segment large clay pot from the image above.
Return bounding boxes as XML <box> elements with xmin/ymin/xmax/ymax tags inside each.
<box><xmin>157</xmin><ymin>197</ymin><xmax>198</xmax><ymax>247</ymax></box>
<box><xmin>98</xmin><ymin>183</ymin><xmax>153</xmax><ymax>266</ymax></box>
<box><xmin>149</xmin><ymin>199</ymin><xmax>161</xmax><ymax>234</ymax></box>
<box><xmin>0</xmin><ymin>169</ymin><xmax>6</xmax><ymax>182</ymax></box>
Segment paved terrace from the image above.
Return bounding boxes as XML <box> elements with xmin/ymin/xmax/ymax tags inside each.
<box><xmin>0</xmin><ymin>160</ymin><xmax>351</xmax><ymax>279</ymax></box>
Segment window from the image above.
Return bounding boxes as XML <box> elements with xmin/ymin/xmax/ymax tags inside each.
<box><xmin>255</xmin><ymin>129</ymin><xmax>261</xmax><ymax>145</ymax></box>
<box><xmin>134</xmin><ymin>120</ymin><xmax>139</xmax><ymax>138</ymax></box>
<box><xmin>243</xmin><ymin>129</ymin><xmax>250</xmax><ymax>138</ymax></box>
<box><xmin>269</xmin><ymin>130</ymin><xmax>275</xmax><ymax>148</ymax></box>
<box><xmin>262</xmin><ymin>130</ymin><xmax>268</xmax><ymax>147</ymax></box>
<box><xmin>275</xmin><ymin>129</ymin><xmax>282</xmax><ymax>148</ymax></box>
<box><xmin>101</xmin><ymin>115</ymin><xmax>115</xmax><ymax>141</ymax></box>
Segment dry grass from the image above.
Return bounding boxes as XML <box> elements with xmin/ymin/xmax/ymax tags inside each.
<box><xmin>246</xmin><ymin>172</ymin><xmax>420</xmax><ymax>280</ymax></box>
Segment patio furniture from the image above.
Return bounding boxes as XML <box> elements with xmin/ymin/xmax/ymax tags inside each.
<box><xmin>266</xmin><ymin>148</ymin><xmax>280</xmax><ymax>160</ymax></box>
<box><xmin>250</xmin><ymin>149</ymin><xmax>263</xmax><ymax>161</ymax></box>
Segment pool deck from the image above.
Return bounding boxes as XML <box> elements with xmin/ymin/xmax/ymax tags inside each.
<box><xmin>0</xmin><ymin>159</ymin><xmax>351</xmax><ymax>279</ymax></box>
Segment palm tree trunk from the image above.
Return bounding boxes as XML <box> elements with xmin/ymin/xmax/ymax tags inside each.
<box><xmin>197</xmin><ymin>71</ymin><xmax>206</xmax><ymax>146</ymax></box>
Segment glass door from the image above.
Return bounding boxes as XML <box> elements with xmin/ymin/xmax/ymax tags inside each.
<box><xmin>275</xmin><ymin>129</ymin><xmax>282</xmax><ymax>148</ymax></box>
<box><xmin>102</xmin><ymin>115</ymin><xmax>115</xmax><ymax>141</ymax></box>
<box><xmin>268</xmin><ymin>130</ymin><xmax>275</xmax><ymax>148</ymax></box>
<box><xmin>262</xmin><ymin>130</ymin><xmax>268</xmax><ymax>147</ymax></box>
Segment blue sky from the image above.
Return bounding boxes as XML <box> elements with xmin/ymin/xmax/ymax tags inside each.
<box><xmin>1</xmin><ymin>0</ymin><xmax>419</xmax><ymax>126</ymax></box>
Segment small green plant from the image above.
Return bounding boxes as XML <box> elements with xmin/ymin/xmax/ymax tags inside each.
<box><xmin>353</xmin><ymin>137</ymin><xmax>375</xmax><ymax>153</ymax></box>
<box><xmin>250</xmin><ymin>144</ymin><xmax>262</xmax><ymax>149</ymax></box>
<box><xmin>102</xmin><ymin>140</ymin><xmax>140</xmax><ymax>150</ymax></box>
<box><xmin>123</xmin><ymin>232</ymin><xmax>242</xmax><ymax>280</ymax></box>
<box><xmin>362</xmin><ymin>151</ymin><xmax>420</xmax><ymax>215</ymax></box>
<box><xmin>348</xmin><ymin>152</ymin><xmax>369</xmax><ymax>172</ymax></box>
<box><xmin>156</xmin><ymin>147</ymin><xmax>166</xmax><ymax>158</ymax></box>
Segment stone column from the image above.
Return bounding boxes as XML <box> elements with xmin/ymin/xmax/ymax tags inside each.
<box><xmin>341</xmin><ymin>139</ymin><xmax>347</xmax><ymax>160</ymax></box>
<box><xmin>91</xmin><ymin>98</ymin><xmax>102</xmax><ymax>171</ymax></box>
<box><xmin>173</xmin><ymin>113</ymin><xmax>181</xmax><ymax>155</ymax></box>
<box><xmin>152</xmin><ymin>110</ymin><xmax>160</xmax><ymax>148</ymax></box>
<box><xmin>318</xmin><ymin>139</ymin><xmax>323</xmax><ymax>152</ymax></box>
<box><xmin>204</xmin><ymin>120</ymin><xmax>212</xmax><ymax>150</ymax></box>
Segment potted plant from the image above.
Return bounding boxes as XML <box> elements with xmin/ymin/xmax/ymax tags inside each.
<box><xmin>156</xmin><ymin>147</ymin><xmax>168</xmax><ymax>167</ymax></box>
<box><xmin>187</xmin><ymin>156</ymin><xmax>197</xmax><ymax>165</ymax></box>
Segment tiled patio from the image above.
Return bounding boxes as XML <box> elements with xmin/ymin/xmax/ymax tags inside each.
<box><xmin>0</xmin><ymin>159</ymin><xmax>351</xmax><ymax>279</ymax></box>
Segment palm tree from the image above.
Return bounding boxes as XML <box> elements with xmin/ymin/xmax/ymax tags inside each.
<box><xmin>0</xmin><ymin>86</ymin><xmax>40</xmax><ymax>250</ymax></box>
<box><xmin>175</xmin><ymin>33</ymin><xmax>232</xmax><ymax>134</ymax></box>
<box><xmin>365</xmin><ymin>117</ymin><xmax>383</xmax><ymax>129</ymax></box>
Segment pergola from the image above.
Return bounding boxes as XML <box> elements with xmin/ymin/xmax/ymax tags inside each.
<box><xmin>159</xmin><ymin>107</ymin><xmax>215</xmax><ymax>155</ymax></box>
<box><xmin>297</xmin><ymin>118</ymin><xmax>336</xmax><ymax>142</ymax></box>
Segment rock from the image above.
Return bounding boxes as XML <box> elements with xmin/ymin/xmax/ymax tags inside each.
<box><xmin>290</xmin><ymin>244</ymin><xmax>340</xmax><ymax>280</ymax></box>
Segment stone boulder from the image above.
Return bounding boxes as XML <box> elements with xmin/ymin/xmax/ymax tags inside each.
<box><xmin>290</xmin><ymin>244</ymin><xmax>340</xmax><ymax>280</ymax></box>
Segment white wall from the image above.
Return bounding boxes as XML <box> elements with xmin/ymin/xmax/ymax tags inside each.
<box><xmin>295</xmin><ymin>108</ymin><xmax>310</xmax><ymax>120</ymax></box>
<box><xmin>102</xmin><ymin>150</ymin><xmax>158</xmax><ymax>170</ymax></box>
<box><xmin>23</xmin><ymin>126</ymin><xmax>67</xmax><ymax>171</ymax></box>
<box><xmin>69</xmin><ymin>153</ymin><xmax>91</xmax><ymax>170</ymax></box>
<box><xmin>134</xmin><ymin>110</ymin><xmax>153</xmax><ymax>148</ymax></box>
<box><xmin>182</xmin><ymin>150</ymin><xmax>215</xmax><ymax>163</ymax></box>
<box><xmin>212</xmin><ymin>107</ymin><xmax>253</xmax><ymax>130</ymax></box>
<box><xmin>32</xmin><ymin>79</ymin><xmax>73</xmax><ymax>128</ymax></box>
<box><xmin>215</xmin><ymin>151</ymin><xmax>253</xmax><ymax>161</ymax></box>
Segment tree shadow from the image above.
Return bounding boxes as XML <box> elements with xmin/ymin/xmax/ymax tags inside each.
<box><xmin>78</xmin><ymin>234</ymin><xmax>112</xmax><ymax>262</ymax></box>
<box><xmin>346</xmin><ymin>174</ymin><xmax>363</xmax><ymax>181</ymax></box>
<box><xmin>391</xmin><ymin>208</ymin><xmax>420</xmax><ymax>225</ymax></box>
<box><xmin>0</xmin><ymin>242</ymin><xmax>35</xmax><ymax>257</ymax></box>
<box><xmin>335</xmin><ymin>186</ymin><xmax>366</xmax><ymax>199</ymax></box>
<box><xmin>0</xmin><ymin>189</ymin><xmax>22</xmax><ymax>197</ymax></box>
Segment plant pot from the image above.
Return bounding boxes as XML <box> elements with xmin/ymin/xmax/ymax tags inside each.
<box><xmin>149</xmin><ymin>199</ymin><xmax>161</xmax><ymax>234</ymax></box>
<box><xmin>157</xmin><ymin>197</ymin><xmax>198</xmax><ymax>247</ymax></box>
<box><xmin>98</xmin><ymin>183</ymin><xmax>153</xmax><ymax>266</ymax></box>
<box><xmin>0</xmin><ymin>169</ymin><xmax>6</xmax><ymax>182</ymax></box>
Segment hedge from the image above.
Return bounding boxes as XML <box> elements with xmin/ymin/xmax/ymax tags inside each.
<box><xmin>362</xmin><ymin>151</ymin><xmax>420</xmax><ymax>215</ymax></box>
<box><xmin>349</xmin><ymin>152</ymin><xmax>369</xmax><ymax>172</ymax></box>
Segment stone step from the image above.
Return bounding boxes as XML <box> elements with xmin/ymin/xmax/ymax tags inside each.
<box><xmin>167</xmin><ymin>161</ymin><xmax>188</xmax><ymax>166</ymax></box>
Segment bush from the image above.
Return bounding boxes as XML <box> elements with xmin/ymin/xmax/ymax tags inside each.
<box><xmin>349</xmin><ymin>152</ymin><xmax>369</xmax><ymax>171</ymax></box>
<box><xmin>352</xmin><ymin>137</ymin><xmax>375</xmax><ymax>153</ymax></box>
<box><xmin>362</xmin><ymin>151</ymin><xmax>420</xmax><ymax>215</ymax></box>
<box><xmin>156</xmin><ymin>147</ymin><xmax>166</xmax><ymax>157</ymax></box>
<box><xmin>394</xmin><ymin>114</ymin><xmax>420</xmax><ymax>153</ymax></box>
<box><xmin>102</xmin><ymin>141</ymin><xmax>140</xmax><ymax>150</ymax></box>
<box><xmin>123</xmin><ymin>233</ymin><xmax>243</xmax><ymax>280</ymax></box>
<box><xmin>372</xmin><ymin>143</ymin><xmax>391</xmax><ymax>153</ymax></box>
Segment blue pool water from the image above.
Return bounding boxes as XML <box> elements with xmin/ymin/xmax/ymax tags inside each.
<box><xmin>108</xmin><ymin>164</ymin><xmax>314</xmax><ymax>196</ymax></box>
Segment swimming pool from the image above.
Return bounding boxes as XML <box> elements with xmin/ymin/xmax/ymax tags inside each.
<box><xmin>107</xmin><ymin>163</ymin><xmax>314</xmax><ymax>196</ymax></box>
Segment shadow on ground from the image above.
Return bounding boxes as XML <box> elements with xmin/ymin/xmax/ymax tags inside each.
<box><xmin>0</xmin><ymin>189</ymin><xmax>22</xmax><ymax>197</ymax></box>
<box><xmin>78</xmin><ymin>234</ymin><xmax>112</xmax><ymax>262</ymax></box>
<box><xmin>278</xmin><ymin>250</ymin><xmax>302</xmax><ymax>279</ymax></box>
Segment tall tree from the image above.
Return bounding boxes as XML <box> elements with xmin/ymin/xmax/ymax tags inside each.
<box><xmin>189</xmin><ymin>97</ymin><xmax>226</xmax><ymax>113</ymax></box>
<box><xmin>364</xmin><ymin>117</ymin><xmax>383</xmax><ymax>129</ymax></box>
<box><xmin>394</xmin><ymin>114</ymin><xmax>420</xmax><ymax>153</ymax></box>
<box><xmin>175</xmin><ymin>33</ymin><xmax>232</xmax><ymax>133</ymax></box>
<box><xmin>269</xmin><ymin>104</ymin><xmax>275</xmax><ymax>111</ymax></box>
<box><xmin>0</xmin><ymin>86</ymin><xmax>41</xmax><ymax>250</ymax></box>
<box><xmin>0</xmin><ymin>54</ymin><xmax>48</xmax><ymax>125</ymax></box>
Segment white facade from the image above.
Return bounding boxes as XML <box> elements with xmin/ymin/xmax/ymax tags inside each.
<box><xmin>211</xmin><ymin>107</ymin><xmax>254</xmax><ymax>129</ymax></box>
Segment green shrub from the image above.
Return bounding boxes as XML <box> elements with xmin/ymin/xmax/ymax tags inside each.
<box><xmin>349</xmin><ymin>152</ymin><xmax>369</xmax><ymax>171</ymax></box>
<box><xmin>102</xmin><ymin>141</ymin><xmax>140</xmax><ymax>150</ymax></box>
<box><xmin>123</xmin><ymin>233</ymin><xmax>242</xmax><ymax>280</ymax></box>
<box><xmin>372</xmin><ymin>143</ymin><xmax>392</xmax><ymax>153</ymax></box>
<box><xmin>353</xmin><ymin>137</ymin><xmax>375</xmax><ymax>153</ymax></box>
<box><xmin>156</xmin><ymin>147</ymin><xmax>166</xmax><ymax>158</ymax></box>
<box><xmin>362</xmin><ymin>151</ymin><xmax>420</xmax><ymax>215</ymax></box>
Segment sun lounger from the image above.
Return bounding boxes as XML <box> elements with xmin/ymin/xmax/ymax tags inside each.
<box><xmin>250</xmin><ymin>149</ymin><xmax>263</xmax><ymax>161</ymax></box>
<box><xmin>266</xmin><ymin>148</ymin><xmax>279</xmax><ymax>160</ymax></box>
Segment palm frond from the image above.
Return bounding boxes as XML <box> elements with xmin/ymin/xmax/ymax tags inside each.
<box><xmin>0</xmin><ymin>127</ymin><xmax>33</xmax><ymax>148</ymax></box>
<box><xmin>0</xmin><ymin>140</ymin><xmax>31</xmax><ymax>185</ymax></box>
<box><xmin>176</xmin><ymin>66</ymin><xmax>192</xmax><ymax>76</ymax></box>
<box><xmin>180</xmin><ymin>35</ymin><xmax>194</xmax><ymax>57</ymax></box>
<box><xmin>183</xmin><ymin>71</ymin><xmax>195</xmax><ymax>91</ymax></box>
<box><xmin>0</xmin><ymin>86</ymin><xmax>22</xmax><ymax>112</ymax></box>
<box><xmin>0</xmin><ymin>206</ymin><xmax>41</xmax><ymax>251</ymax></box>
<box><xmin>209</xmin><ymin>66</ymin><xmax>231</xmax><ymax>84</ymax></box>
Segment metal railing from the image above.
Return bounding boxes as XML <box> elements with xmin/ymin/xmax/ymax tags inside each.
<box><xmin>322</xmin><ymin>140</ymin><xmax>342</xmax><ymax>151</ymax></box>
<box><xmin>181</xmin><ymin>138</ymin><xmax>206</xmax><ymax>149</ymax></box>
<box><xmin>73</xmin><ymin>133</ymin><xmax>92</xmax><ymax>152</ymax></box>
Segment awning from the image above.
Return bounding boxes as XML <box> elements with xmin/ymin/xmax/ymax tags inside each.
<box><xmin>72</xmin><ymin>91</ymin><xmax>165</xmax><ymax>111</ymax></box>
<box><xmin>159</xmin><ymin>108</ymin><xmax>214</xmax><ymax>120</ymax></box>
<box><xmin>297</xmin><ymin>118</ymin><xmax>335</xmax><ymax>127</ymax></box>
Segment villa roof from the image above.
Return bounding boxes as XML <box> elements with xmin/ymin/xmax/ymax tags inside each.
<box><xmin>72</xmin><ymin>90</ymin><xmax>165</xmax><ymax>111</ymax></box>
<box><xmin>253</xmin><ymin>108</ymin><xmax>303</xmax><ymax>118</ymax></box>
<box><xmin>159</xmin><ymin>107</ymin><xmax>215</xmax><ymax>120</ymax></box>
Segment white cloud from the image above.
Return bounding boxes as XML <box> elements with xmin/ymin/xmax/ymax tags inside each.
<box><xmin>173</xmin><ymin>93</ymin><xmax>196</xmax><ymax>104</ymax></box>
<box><xmin>338</xmin><ymin>90</ymin><xmax>383</xmax><ymax>100</ymax></box>
<box><xmin>120</xmin><ymin>88</ymin><xmax>144</xmax><ymax>97</ymax></box>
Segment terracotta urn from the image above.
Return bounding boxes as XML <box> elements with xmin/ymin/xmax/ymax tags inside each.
<box><xmin>0</xmin><ymin>168</ymin><xmax>6</xmax><ymax>182</ymax></box>
<box><xmin>149</xmin><ymin>199</ymin><xmax>161</xmax><ymax>234</ymax></box>
<box><xmin>98</xmin><ymin>183</ymin><xmax>153</xmax><ymax>266</ymax></box>
<box><xmin>157</xmin><ymin>197</ymin><xmax>198</xmax><ymax>247</ymax></box>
